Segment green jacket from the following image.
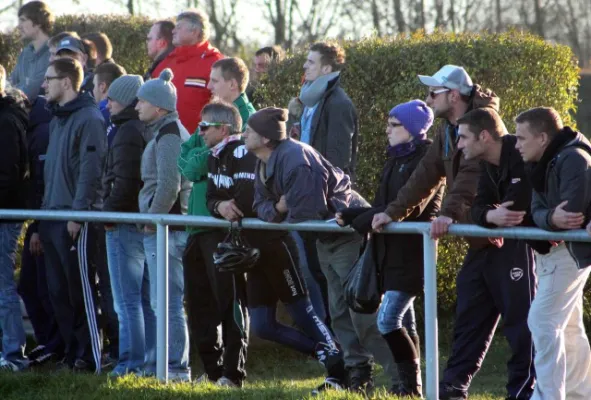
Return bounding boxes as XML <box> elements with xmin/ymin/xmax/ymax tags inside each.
<box><xmin>178</xmin><ymin>92</ymin><xmax>255</xmax><ymax>234</ymax></box>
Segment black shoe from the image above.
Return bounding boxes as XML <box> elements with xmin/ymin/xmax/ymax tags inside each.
<box><xmin>439</xmin><ymin>383</ymin><xmax>468</xmax><ymax>400</ymax></box>
<box><xmin>348</xmin><ymin>365</ymin><xmax>375</xmax><ymax>395</ymax></box>
<box><xmin>72</xmin><ymin>359</ymin><xmax>96</xmax><ymax>373</ymax></box>
<box><xmin>26</xmin><ymin>345</ymin><xmax>47</xmax><ymax>361</ymax></box>
<box><xmin>311</xmin><ymin>377</ymin><xmax>346</xmax><ymax>396</ymax></box>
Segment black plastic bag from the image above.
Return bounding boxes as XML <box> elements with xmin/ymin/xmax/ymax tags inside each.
<box><xmin>344</xmin><ymin>236</ymin><xmax>381</xmax><ymax>314</ymax></box>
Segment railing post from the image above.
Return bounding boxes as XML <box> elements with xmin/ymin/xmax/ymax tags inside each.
<box><xmin>156</xmin><ymin>223</ymin><xmax>169</xmax><ymax>382</ymax></box>
<box><xmin>423</xmin><ymin>233</ymin><xmax>439</xmax><ymax>399</ymax></box>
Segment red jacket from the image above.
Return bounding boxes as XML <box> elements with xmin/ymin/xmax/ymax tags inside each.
<box><xmin>152</xmin><ymin>41</ymin><xmax>224</xmax><ymax>133</ymax></box>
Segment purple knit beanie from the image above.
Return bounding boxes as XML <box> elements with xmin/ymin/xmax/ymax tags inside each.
<box><xmin>389</xmin><ymin>100</ymin><xmax>434</xmax><ymax>141</ymax></box>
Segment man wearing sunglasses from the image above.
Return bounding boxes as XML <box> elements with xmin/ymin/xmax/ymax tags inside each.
<box><xmin>371</xmin><ymin>65</ymin><xmax>510</xmax><ymax>400</ymax></box>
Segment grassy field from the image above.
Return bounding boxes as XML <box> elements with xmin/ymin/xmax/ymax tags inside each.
<box><xmin>0</xmin><ymin>327</ymin><xmax>512</xmax><ymax>400</ymax></box>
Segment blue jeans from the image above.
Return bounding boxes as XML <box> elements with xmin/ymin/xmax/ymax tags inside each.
<box><xmin>291</xmin><ymin>232</ymin><xmax>326</xmax><ymax>322</ymax></box>
<box><xmin>0</xmin><ymin>222</ymin><xmax>25</xmax><ymax>363</ymax></box>
<box><xmin>106</xmin><ymin>224</ymin><xmax>155</xmax><ymax>375</ymax></box>
<box><xmin>377</xmin><ymin>290</ymin><xmax>417</xmax><ymax>336</ymax></box>
<box><xmin>144</xmin><ymin>230</ymin><xmax>190</xmax><ymax>380</ymax></box>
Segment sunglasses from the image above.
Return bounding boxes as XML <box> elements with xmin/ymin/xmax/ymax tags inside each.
<box><xmin>198</xmin><ymin>121</ymin><xmax>231</xmax><ymax>132</ymax></box>
<box><xmin>429</xmin><ymin>88</ymin><xmax>450</xmax><ymax>98</ymax></box>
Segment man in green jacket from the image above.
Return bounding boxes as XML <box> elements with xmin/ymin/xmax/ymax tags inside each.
<box><xmin>178</xmin><ymin>56</ymin><xmax>255</xmax><ymax>384</ymax></box>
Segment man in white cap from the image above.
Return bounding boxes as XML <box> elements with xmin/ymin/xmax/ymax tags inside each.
<box><xmin>372</xmin><ymin>66</ymin><xmax>533</xmax><ymax>400</ymax></box>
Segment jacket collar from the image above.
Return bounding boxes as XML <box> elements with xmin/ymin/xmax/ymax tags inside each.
<box><xmin>265</xmin><ymin>138</ymin><xmax>293</xmax><ymax>178</ymax></box>
<box><xmin>233</xmin><ymin>92</ymin><xmax>251</xmax><ymax>111</ymax></box>
<box><xmin>527</xmin><ymin>127</ymin><xmax>578</xmax><ymax>192</ymax></box>
<box><xmin>211</xmin><ymin>134</ymin><xmax>242</xmax><ymax>158</ymax></box>
<box><xmin>170</xmin><ymin>41</ymin><xmax>215</xmax><ymax>61</ymax></box>
<box><xmin>146</xmin><ymin>111</ymin><xmax>179</xmax><ymax>133</ymax></box>
<box><xmin>110</xmin><ymin>102</ymin><xmax>140</xmax><ymax>126</ymax></box>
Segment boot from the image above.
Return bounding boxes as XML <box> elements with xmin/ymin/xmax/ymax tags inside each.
<box><xmin>348</xmin><ymin>364</ymin><xmax>375</xmax><ymax>395</ymax></box>
<box><xmin>390</xmin><ymin>361</ymin><xmax>423</xmax><ymax>398</ymax></box>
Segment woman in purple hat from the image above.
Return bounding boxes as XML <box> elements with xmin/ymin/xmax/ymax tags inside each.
<box><xmin>337</xmin><ymin>100</ymin><xmax>444</xmax><ymax>397</ymax></box>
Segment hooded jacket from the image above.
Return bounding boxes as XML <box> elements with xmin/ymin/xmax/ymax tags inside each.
<box><xmin>305</xmin><ymin>74</ymin><xmax>358</xmax><ymax>182</ymax></box>
<box><xmin>0</xmin><ymin>94</ymin><xmax>29</xmax><ymax>210</ymax></box>
<box><xmin>528</xmin><ymin>127</ymin><xmax>591</xmax><ymax>269</ymax></box>
<box><xmin>254</xmin><ymin>138</ymin><xmax>351</xmax><ymax>224</ymax></box>
<box><xmin>43</xmin><ymin>92</ymin><xmax>106</xmax><ymax>211</ymax></box>
<box><xmin>384</xmin><ymin>85</ymin><xmax>499</xmax><ymax>248</ymax></box>
<box><xmin>102</xmin><ymin>104</ymin><xmax>147</xmax><ymax>213</ymax></box>
<box><xmin>152</xmin><ymin>41</ymin><xmax>224</xmax><ymax>133</ymax></box>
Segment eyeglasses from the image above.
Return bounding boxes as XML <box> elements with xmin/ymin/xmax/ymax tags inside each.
<box><xmin>44</xmin><ymin>76</ymin><xmax>65</xmax><ymax>83</ymax></box>
<box><xmin>429</xmin><ymin>88</ymin><xmax>450</xmax><ymax>98</ymax></box>
<box><xmin>198</xmin><ymin>121</ymin><xmax>232</xmax><ymax>132</ymax></box>
<box><xmin>387</xmin><ymin>122</ymin><xmax>403</xmax><ymax>128</ymax></box>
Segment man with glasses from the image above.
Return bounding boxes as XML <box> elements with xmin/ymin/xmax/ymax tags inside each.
<box><xmin>144</xmin><ymin>20</ymin><xmax>174</xmax><ymax>82</ymax></box>
<box><xmin>39</xmin><ymin>58</ymin><xmax>106</xmax><ymax>373</ymax></box>
<box><xmin>372</xmin><ymin>65</ymin><xmax>515</xmax><ymax>400</ymax></box>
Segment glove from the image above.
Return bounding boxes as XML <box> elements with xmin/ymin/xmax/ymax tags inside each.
<box><xmin>351</xmin><ymin>206</ymin><xmax>386</xmax><ymax>234</ymax></box>
<box><xmin>339</xmin><ymin>207</ymin><xmax>371</xmax><ymax>226</ymax></box>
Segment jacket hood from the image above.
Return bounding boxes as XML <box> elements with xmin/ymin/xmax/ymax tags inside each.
<box><xmin>468</xmin><ymin>84</ymin><xmax>500</xmax><ymax>112</ymax></box>
<box><xmin>110</xmin><ymin>102</ymin><xmax>140</xmax><ymax>126</ymax></box>
<box><xmin>0</xmin><ymin>94</ymin><xmax>29</xmax><ymax>128</ymax></box>
<box><xmin>30</xmin><ymin>96</ymin><xmax>52</xmax><ymax>129</ymax></box>
<box><xmin>49</xmin><ymin>91</ymin><xmax>98</xmax><ymax>118</ymax></box>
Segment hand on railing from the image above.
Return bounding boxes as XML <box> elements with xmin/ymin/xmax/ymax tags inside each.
<box><xmin>430</xmin><ymin>216</ymin><xmax>453</xmax><ymax>240</ymax></box>
<box><xmin>217</xmin><ymin>199</ymin><xmax>244</xmax><ymax>221</ymax></box>
<box><xmin>371</xmin><ymin>212</ymin><xmax>392</xmax><ymax>232</ymax></box>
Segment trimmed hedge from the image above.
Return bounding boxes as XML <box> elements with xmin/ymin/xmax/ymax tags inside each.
<box><xmin>0</xmin><ymin>14</ymin><xmax>154</xmax><ymax>77</ymax></box>
<box><xmin>256</xmin><ymin>31</ymin><xmax>579</xmax><ymax>314</ymax></box>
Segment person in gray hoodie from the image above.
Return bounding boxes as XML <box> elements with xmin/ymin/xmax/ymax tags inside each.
<box><xmin>38</xmin><ymin>58</ymin><xmax>106</xmax><ymax>374</ymax></box>
<box><xmin>135</xmin><ymin>68</ymin><xmax>192</xmax><ymax>381</ymax></box>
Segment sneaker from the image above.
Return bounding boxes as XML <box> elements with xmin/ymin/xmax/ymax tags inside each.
<box><xmin>29</xmin><ymin>352</ymin><xmax>57</xmax><ymax>367</ymax></box>
<box><xmin>0</xmin><ymin>358</ymin><xmax>28</xmax><ymax>372</ymax></box>
<box><xmin>216</xmin><ymin>376</ymin><xmax>241</xmax><ymax>388</ymax></box>
<box><xmin>439</xmin><ymin>383</ymin><xmax>468</xmax><ymax>400</ymax></box>
<box><xmin>311</xmin><ymin>377</ymin><xmax>345</xmax><ymax>396</ymax></box>
<box><xmin>26</xmin><ymin>345</ymin><xmax>47</xmax><ymax>361</ymax></box>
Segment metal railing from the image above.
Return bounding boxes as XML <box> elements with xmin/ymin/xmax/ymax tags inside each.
<box><xmin>3</xmin><ymin>209</ymin><xmax>591</xmax><ymax>400</ymax></box>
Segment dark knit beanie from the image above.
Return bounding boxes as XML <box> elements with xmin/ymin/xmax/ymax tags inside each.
<box><xmin>247</xmin><ymin>107</ymin><xmax>288</xmax><ymax>140</ymax></box>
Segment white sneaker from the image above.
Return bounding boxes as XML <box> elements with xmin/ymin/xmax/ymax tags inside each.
<box><xmin>216</xmin><ymin>376</ymin><xmax>240</xmax><ymax>388</ymax></box>
<box><xmin>311</xmin><ymin>377</ymin><xmax>345</xmax><ymax>396</ymax></box>
<box><xmin>0</xmin><ymin>358</ymin><xmax>28</xmax><ymax>372</ymax></box>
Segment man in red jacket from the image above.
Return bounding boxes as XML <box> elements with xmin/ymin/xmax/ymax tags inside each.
<box><xmin>152</xmin><ymin>10</ymin><xmax>223</xmax><ymax>133</ymax></box>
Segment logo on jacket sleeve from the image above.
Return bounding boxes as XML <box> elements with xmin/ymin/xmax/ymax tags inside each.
<box><xmin>233</xmin><ymin>145</ymin><xmax>247</xmax><ymax>159</ymax></box>
<box><xmin>185</xmin><ymin>78</ymin><xmax>207</xmax><ymax>88</ymax></box>
<box><xmin>511</xmin><ymin>178</ymin><xmax>521</xmax><ymax>184</ymax></box>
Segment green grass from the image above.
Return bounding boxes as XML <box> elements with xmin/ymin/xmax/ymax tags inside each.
<box><xmin>0</xmin><ymin>329</ymin><xmax>512</xmax><ymax>400</ymax></box>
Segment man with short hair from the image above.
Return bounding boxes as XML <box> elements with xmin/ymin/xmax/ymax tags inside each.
<box><xmin>246</xmin><ymin>108</ymin><xmax>393</xmax><ymax>394</ymax></box>
<box><xmin>136</xmin><ymin>68</ymin><xmax>192</xmax><ymax>381</ymax></box>
<box><xmin>152</xmin><ymin>10</ymin><xmax>223</xmax><ymax>132</ymax></box>
<box><xmin>93</xmin><ymin>62</ymin><xmax>126</xmax><ymax>146</ymax></box>
<box><xmin>455</xmin><ymin>107</ymin><xmax>538</xmax><ymax>400</ymax></box>
<box><xmin>298</xmin><ymin>41</ymin><xmax>357</xmax><ymax>180</ymax></box>
<box><xmin>179</xmin><ymin>56</ymin><xmax>255</xmax><ymax>367</ymax></box>
<box><xmin>517</xmin><ymin>107</ymin><xmax>591</xmax><ymax>400</ymax></box>
<box><xmin>144</xmin><ymin>20</ymin><xmax>175</xmax><ymax>82</ymax></box>
<box><xmin>0</xmin><ymin>65</ymin><xmax>31</xmax><ymax>372</ymax></box>
<box><xmin>82</xmin><ymin>32</ymin><xmax>114</xmax><ymax>66</ymax></box>
<box><xmin>39</xmin><ymin>58</ymin><xmax>106</xmax><ymax>373</ymax></box>
<box><xmin>371</xmin><ymin>65</ymin><xmax>506</xmax><ymax>400</ymax></box>
<box><xmin>246</xmin><ymin>45</ymin><xmax>284</xmax><ymax>103</ymax></box>
<box><xmin>9</xmin><ymin>1</ymin><xmax>53</xmax><ymax>101</ymax></box>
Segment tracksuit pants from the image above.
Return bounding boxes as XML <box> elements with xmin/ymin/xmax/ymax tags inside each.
<box><xmin>183</xmin><ymin>230</ymin><xmax>248</xmax><ymax>384</ymax></box>
<box><xmin>441</xmin><ymin>239</ymin><xmax>536</xmax><ymax>399</ymax></box>
<box><xmin>39</xmin><ymin>221</ymin><xmax>102</xmax><ymax>372</ymax></box>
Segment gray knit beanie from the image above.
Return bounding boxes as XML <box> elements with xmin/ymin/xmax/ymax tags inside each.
<box><xmin>108</xmin><ymin>75</ymin><xmax>144</xmax><ymax>108</ymax></box>
<box><xmin>137</xmin><ymin>69</ymin><xmax>177</xmax><ymax>112</ymax></box>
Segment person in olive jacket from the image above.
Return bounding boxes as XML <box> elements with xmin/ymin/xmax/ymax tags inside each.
<box><xmin>338</xmin><ymin>100</ymin><xmax>443</xmax><ymax>397</ymax></box>
<box><xmin>101</xmin><ymin>74</ymin><xmax>156</xmax><ymax>377</ymax></box>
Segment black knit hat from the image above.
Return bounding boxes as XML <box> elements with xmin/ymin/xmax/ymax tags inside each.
<box><xmin>247</xmin><ymin>107</ymin><xmax>288</xmax><ymax>141</ymax></box>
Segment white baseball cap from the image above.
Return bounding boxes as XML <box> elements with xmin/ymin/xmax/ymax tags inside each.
<box><xmin>418</xmin><ymin>65</ymin><xmax>474</xmax><ymax>96</ymax></box>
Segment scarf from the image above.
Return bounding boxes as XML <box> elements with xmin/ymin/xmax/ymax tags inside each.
<box><xmin>387</xmin><ymin>139</ymin><xmax>427</xmax><ymax>159</ymax></box>
<box><xmin>299</xmin><ymin>71</ymin><xmax>340</xmax><ymax>107</ymax></box>
<box><xmin>212</xmin><ymin>134</ymin><xmax>242</xmax><ymax>158</ymax></box>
